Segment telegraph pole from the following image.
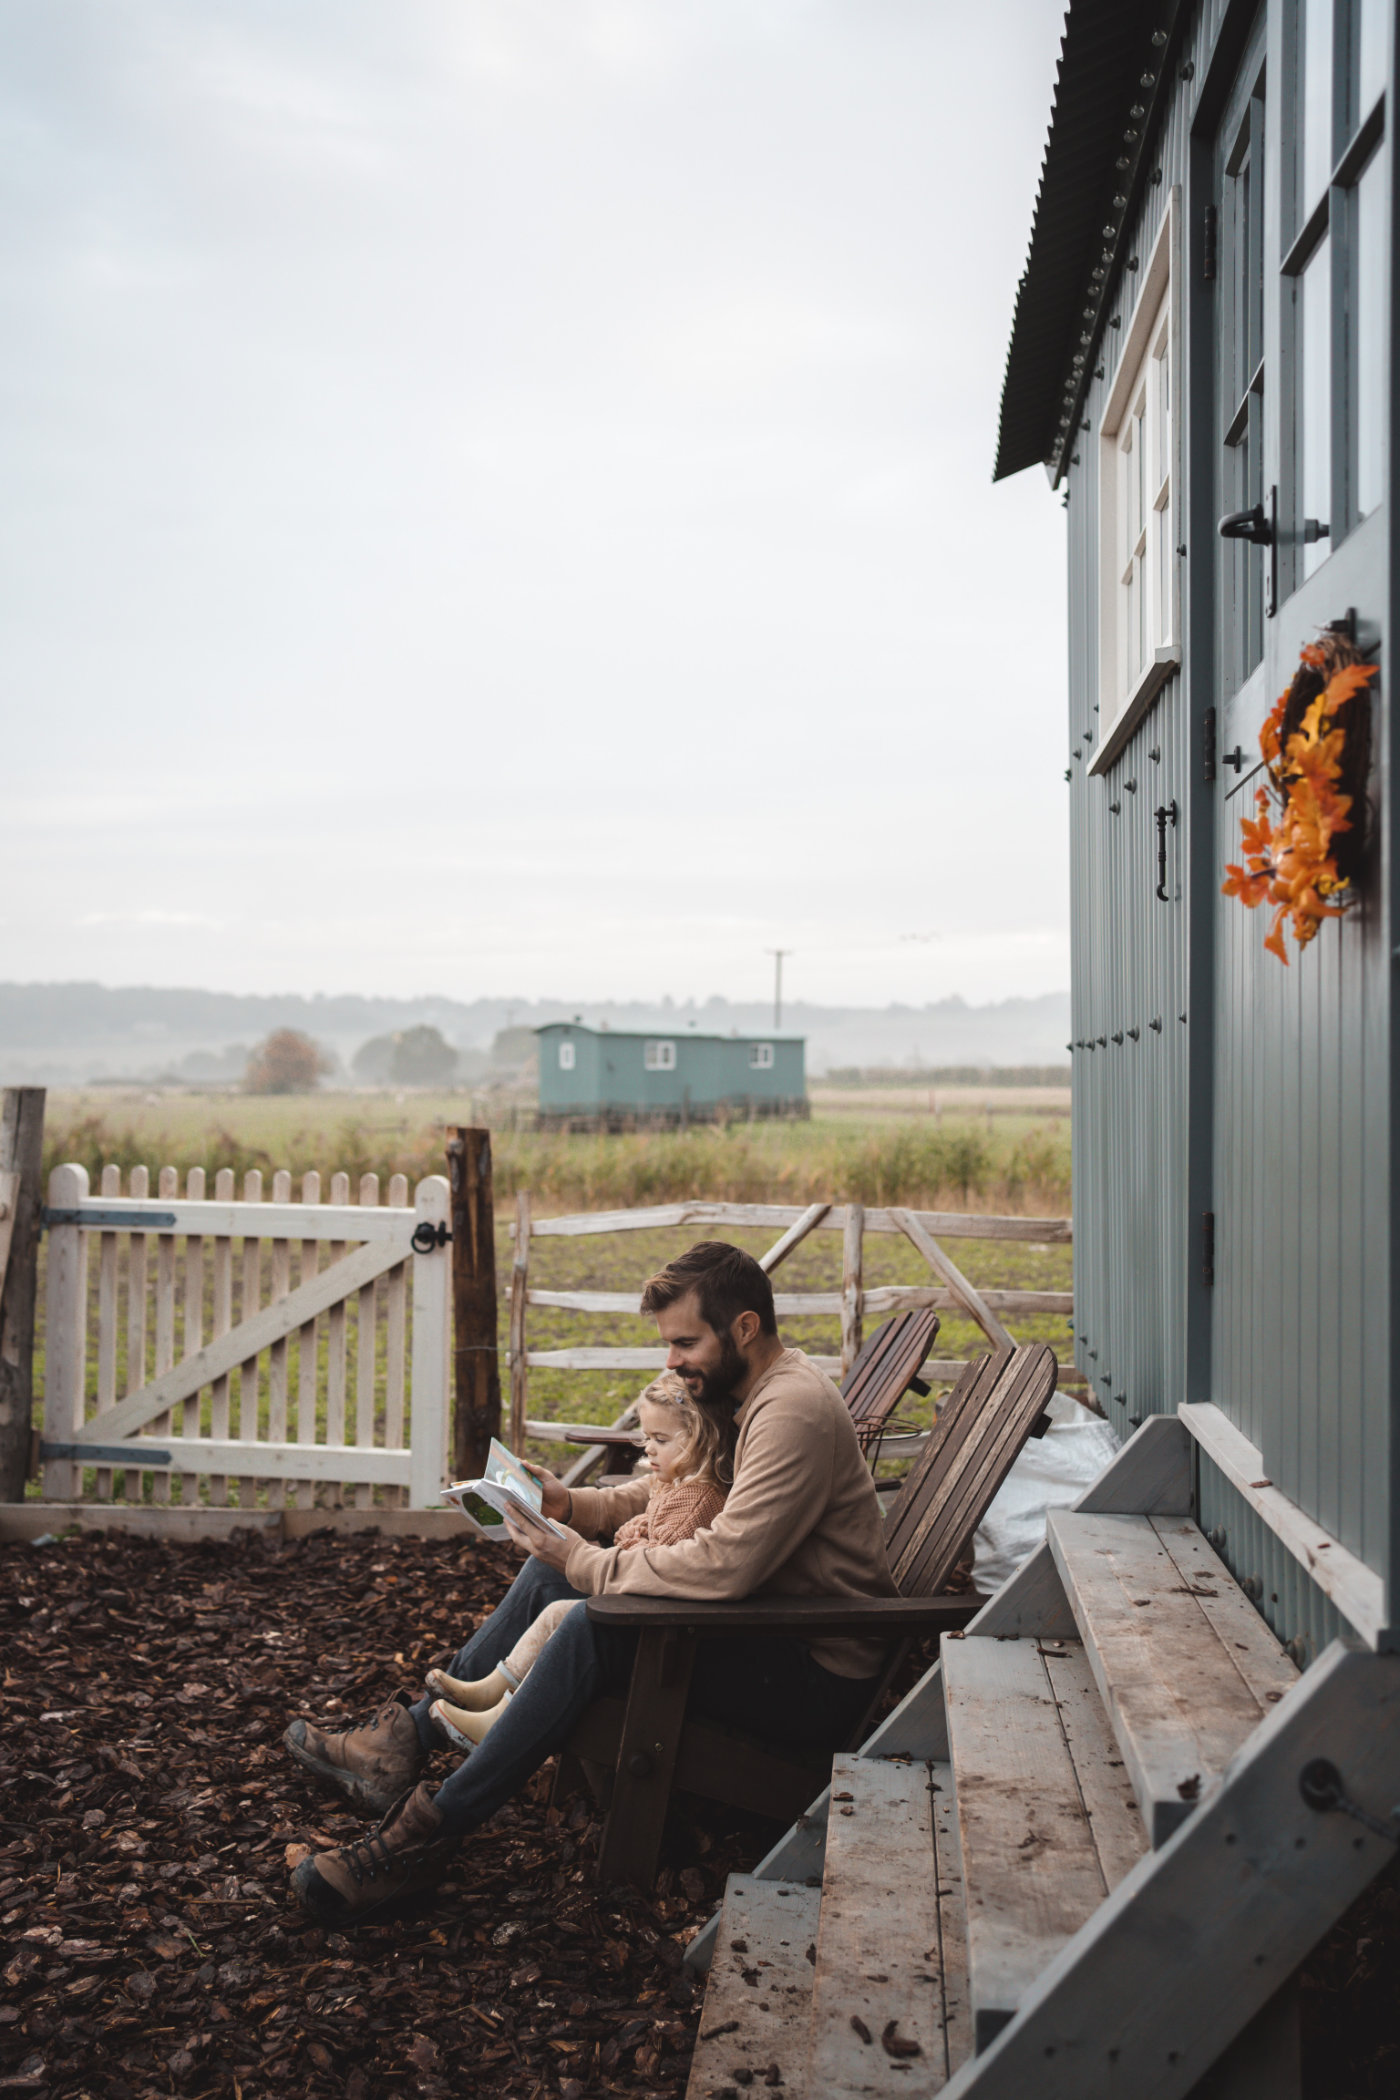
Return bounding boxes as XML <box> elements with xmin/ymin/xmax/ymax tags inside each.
<box><xmin>766</xmin><ymin>949</ymin><xmax>791</xmax><ymax>1030</ymax></box>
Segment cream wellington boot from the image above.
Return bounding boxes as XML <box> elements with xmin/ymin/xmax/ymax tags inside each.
<box><xmin>424</xmin><ymin>1664</ymin><xmax>513</xmax><ymax>1709</ymax></box>
<box><xmin>429</xmin><ymin>1692</ymin><xmax>511</xmax><ymax>1751</ymax></box>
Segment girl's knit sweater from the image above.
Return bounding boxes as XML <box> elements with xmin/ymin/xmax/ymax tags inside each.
<box><xmin>612</xmin><ymin>1475</ymin><xmax>727</xmax><ymax>1551</ymax></box>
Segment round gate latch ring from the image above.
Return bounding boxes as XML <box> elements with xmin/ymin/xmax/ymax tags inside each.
<box><xmin>411</xmin><ymin>1220</ymin><xmax>451</xmax><ymax>1254</ymax></box>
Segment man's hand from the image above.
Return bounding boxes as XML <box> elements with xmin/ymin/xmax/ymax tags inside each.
<box><xmin>518</xmin><ymin>1460</ymin><xmax>571</xmax><ymax>1523</ymax></box>
<box><xmin>503</xmin><ymin>1504</ymin><xmax>580</xmax><ymax>1575</ymax></box>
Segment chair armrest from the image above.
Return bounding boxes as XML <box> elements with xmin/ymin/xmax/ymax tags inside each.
<box><xmin>583</xmin><ymin>1593</ymin><xmax>984</xmax><ymax>1637</ymax></box>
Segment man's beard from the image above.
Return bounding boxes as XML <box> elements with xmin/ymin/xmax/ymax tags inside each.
<box><xmin>683</xmin><ymin>1331</ymin><xmax>749</xmax><ymax>1411</ymax></box>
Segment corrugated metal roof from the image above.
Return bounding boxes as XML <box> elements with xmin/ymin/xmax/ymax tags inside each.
<box><xmin>994</xmin><ymin>1</ymin><xmax>1174</xmax><ymax>483</ymax></box>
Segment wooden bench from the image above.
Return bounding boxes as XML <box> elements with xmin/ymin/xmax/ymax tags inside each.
<box><xmin>684</xmin><ymin>1415</ymin><xmax>1400</xmax><ymax>2098</ymax></box>
<box><xmin>569</xmin><ymin>1342</ymin><xmax>1058</xmax><ymax>1889</ymax></box>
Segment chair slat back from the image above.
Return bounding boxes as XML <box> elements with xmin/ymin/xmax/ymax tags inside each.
<box><xmin>883</xmin><ymin>1343</ymin><xmax>1057</xmax><ymax>1597</ymax></box>
<box><xmin>840</xmin><ymin>1309</ymin><xmax>941</xmax><ymax>1448</ymax></box>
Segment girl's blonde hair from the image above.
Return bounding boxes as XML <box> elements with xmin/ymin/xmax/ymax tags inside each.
<box><xmin>638</xmin><ymin>1370</ymin><xmax>735</xmax><ymax>1488</ymax></box>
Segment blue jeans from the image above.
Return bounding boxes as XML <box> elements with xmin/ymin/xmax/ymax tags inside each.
<box><xmin>410</xmin><ymin>1557</ymin><xmax>880</xmax><ymax>1836</ymax></box>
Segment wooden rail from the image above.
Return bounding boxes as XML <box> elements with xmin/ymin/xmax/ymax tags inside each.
<box><xmin>507</xmin><ymin>1196</ymin><xmax>1076</xmax><ymax>1471</ymax></box>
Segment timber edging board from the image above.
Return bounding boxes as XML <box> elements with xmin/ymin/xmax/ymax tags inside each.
<box><xmin>0</xmin><ymin>1502</ymin><xmax>480</xmax><ymax>1543</ymax></box>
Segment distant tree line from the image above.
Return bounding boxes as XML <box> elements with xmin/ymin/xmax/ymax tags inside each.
<box><xmin>241</xmin><ymin>1024</ymin><xmax>536</xmax><ymax>1093</ymax></box>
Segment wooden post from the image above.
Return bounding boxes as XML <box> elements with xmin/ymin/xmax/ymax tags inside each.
<box><xmin>841</xmin><ymin>1201</ymin><xmax>865</xmax><ymax>1377</ymax></box>
<box><xmin>408</xmin><ymin>1175</ymin><xmax>452</xmax><ymax>1508</ymax></box>
<box><xmin>42</xmin><ymin>1161</ymin><xmax>89</xmax><ymax>1502</ymax></box>
<box><xmin>0</xmin><ymin>1087</ymin><xmax>45</xmax><ymax>1503</ymax></box>
<box><xmin>448</xmin><ymin>1127</ymin><xmax>500</xmax><ymax>1480</ymax></box>
<box><xmin>508</xmin><ymin>1189</ymin><xmax>530</xmax><ymax>1450</ymax></box>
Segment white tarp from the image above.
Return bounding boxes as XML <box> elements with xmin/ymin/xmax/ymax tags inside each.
<box><xmin>972</xmin><ymin>1391</ymin><xmax>1121</xmax><ymax>1596</ymax></box>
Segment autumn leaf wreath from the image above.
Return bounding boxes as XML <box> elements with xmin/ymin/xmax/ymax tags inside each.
<box><xmin>1222</xmin><ymin>628</ymin><xmax>1378</xmax><ymax>964</ymax></box>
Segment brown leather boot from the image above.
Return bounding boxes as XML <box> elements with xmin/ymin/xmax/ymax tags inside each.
<box><xmin>291</xmin><ymin>1782</ymin><xmax>455</xmax><ymax>1925</ymax></box>
<box><xmin>282</xmin><ymin>1690</ymin><xmax>426</xmax><ymax>1816</ymax></box>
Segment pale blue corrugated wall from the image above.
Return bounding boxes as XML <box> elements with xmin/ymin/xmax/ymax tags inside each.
<box><xmin>1059</xmin><ymin>0</ymin><xmax>1389</xmax><ymax>1641</ymax></box>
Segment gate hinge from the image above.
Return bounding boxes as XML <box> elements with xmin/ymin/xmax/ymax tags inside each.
<box><xmin>41</xmin><ymin>1440</ymin><xmax>173</xmax><ymax>1467</ymax></box>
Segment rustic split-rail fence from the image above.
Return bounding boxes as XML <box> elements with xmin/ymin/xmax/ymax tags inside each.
<box><xmin>0</xmin><ymin>1094</ymin><xmax>1074</xmax><ymax>1530</ymax></box>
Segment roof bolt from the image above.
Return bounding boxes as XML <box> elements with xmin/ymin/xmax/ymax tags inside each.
<box><xmin>1151</xmin><ymin>28</ymin><xmax>1169</xmax><ymax>47</ymax></box>
<box><xmin>1140</xmin><ymin>72</ymin><xmax>1157</xmax><ymax>87</ymax></box>
<box><xmin>1124</xmin><ymin>126</ymin><xmax>1140</xmax><ymax>141</ymax></box>
<box><xmin>1149</xmin><ymin>1017</ymin><xmax>1163</xmax><ymax>1032</ymax></box>
<box><xmin>1180</xmin><ymin>61</ymin><xmax>1196</xmax><ymax>81</ymax></box>
<box><xmin>1116</xmin><ymin>155</ymin><xmax>1131</xmax><ymax>170</ymax></box>
<box><xmin>1130</xmin><ymin>102</ymin><xmax>1146</xmax><ymax>118</ymax></box>
<box><xmin>1113</xmin><ymin>193</ymin><xmax>1129</xmax><ymax>208</ymax></box>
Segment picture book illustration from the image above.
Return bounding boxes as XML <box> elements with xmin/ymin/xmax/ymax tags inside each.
<box><xmin>442</xmin><ymin>1437</ymin><xmax>566</xmax><ymax>1536</ymax></box>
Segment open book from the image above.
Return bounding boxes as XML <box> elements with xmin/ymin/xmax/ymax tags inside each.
<box><xmin>442</xmin><ymin>1437</ymin><xmax>567</xmax><ymax>1537</ymax></box>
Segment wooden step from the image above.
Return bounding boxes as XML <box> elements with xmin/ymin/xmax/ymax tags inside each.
<box><xmin>1046</xmin><ymin>1510</ymin><xmax>1298</xmax><ymax>1845</ymax></box>
<box><xmin>942</xmin><ymin>1632</ymin><xmax>1145</xmax><ymax>2051</ymax></box>
<box><xmin>807</xmin><ymin>1753</ymin><xmax>960</xmax><ymax>2097</ymax></box>
<box><xmin>685</xmin><ymin>1875</ymin><xmax>821</xmax><ymax>2100</ymax></box>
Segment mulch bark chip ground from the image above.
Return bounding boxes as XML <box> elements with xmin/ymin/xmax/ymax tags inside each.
<box><xmin>1</xmin><ymin>1528</ymin><xmax>1396</xmax><ymax>2100</ymax></box>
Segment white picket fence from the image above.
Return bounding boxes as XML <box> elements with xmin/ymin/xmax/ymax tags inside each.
<box><xmin>41</xmin><ymin>1163</ymin><xmax>451</xmax><ymax>1510</ymax></box>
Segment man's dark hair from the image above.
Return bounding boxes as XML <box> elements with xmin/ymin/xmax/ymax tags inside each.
<box><xmin>640</xmin><ymin>1240</ymin><xmax>778</xmax><ymax>1339</ymax></box>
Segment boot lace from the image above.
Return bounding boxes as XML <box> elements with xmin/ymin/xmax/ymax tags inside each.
<box><xmin>340</xmin><ymin>1822</ymin><xmax>424</xmax><ymax>1889</ymax></box>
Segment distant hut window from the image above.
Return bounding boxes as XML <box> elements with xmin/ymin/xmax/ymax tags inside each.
<box><xmin>749</xmin><ymin>1042</ymin><xmax>775</xmax><ymax>1069</ymax></box>
<box><xmin>558</xmin><ymin>1041</ymin><xmax>576</xmax><ymax>1070</ymax></box>
<box><xmin>1096</xmin><ymin>197</ymin><xmax>1179</xmax><ymax>758</ymax></box>
<box><xmin>644</xmin><ymin>1039</ymin><xmax>676</xmax><ymax>1071</ymax></box>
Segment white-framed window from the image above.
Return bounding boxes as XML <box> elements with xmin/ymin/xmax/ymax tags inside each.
<box><xmin>558</xmin><ymin>1041</ymin><xmax>575</xmax><ymax>1071</ymax></box>
<box><xmin>749</xmin><ymin>1042</ymin><xmax>774</xmax><ymax>1069</ymax></box>
<box><xmin>644</xmin><ymin>1039</ymin><xmax>676</xmax><ymax>1071</ymax></box>
<box><xmin>1096</xmin><ymin>193</ymin><xmax>1180</xmax><ymax>767</ymax></box>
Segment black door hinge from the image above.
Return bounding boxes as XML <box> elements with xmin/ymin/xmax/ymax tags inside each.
<box><xmin>1203</xmin><ymin>203</ymin><xmax>1218</xmax><ymax>280</ymax></box>
<box><xmin>1202</xmin><ymin>1211</ymin><xmax>1216</xmax><ymax>1287</ymax></box>
<box><xmin>1203</xmin><ymin>704</ymin><xmax>1217</xmax><ymax>782</ymax></box>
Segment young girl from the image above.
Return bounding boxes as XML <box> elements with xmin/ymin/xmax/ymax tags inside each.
<box><xmin>424</xmin><ymin>1371</ymin><xmax>731</xmax><ymax>1749</ymax></box>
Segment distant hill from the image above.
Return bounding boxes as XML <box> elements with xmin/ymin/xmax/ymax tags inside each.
<box><xmin>0</xmin><ymin>981</ymin><xmax>1072</xmax><ymax>1085</ymax></box>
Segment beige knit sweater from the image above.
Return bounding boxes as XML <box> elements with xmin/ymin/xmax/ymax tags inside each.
<box><xmin>565</xmin><ymin>1347</ymin><xmax>897</xmax><ymax>1678</ymax></box>
<box><xmin>612</xmin><ymin>1475</ymin><xmax>727</xmax><ymax>1551</ymax></box>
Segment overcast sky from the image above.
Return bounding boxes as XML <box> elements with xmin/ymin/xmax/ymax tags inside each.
<box><xmin>3</xmin><ymin>0</ymin><xmax>1069</xmax><ymax>1010</ymax></box>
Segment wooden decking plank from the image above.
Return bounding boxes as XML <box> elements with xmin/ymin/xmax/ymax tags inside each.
<box><xmin>928</xmin><ymin>1762</ymin><xmax>971</xmax><ymax>2078</ymax></box>
<box><xmin>943</xmin><ymin>1634</ymin><xmax>1108</xmax><ymax>2051</ymax></box>
<box><xmin>1149</xmin><ymin>1516</ymin><xmax>1299</xmax><ymax>1709</ymax></box>
<box><xmin>1038</xmin><ymin>1640</ymin><xmax>1147</xmax><ymax>1890</ymax></box>
<box><xmin>807</xmin><ymin>1752</ymin><xmax>945</xmax><ymax>2097</ymax></box>
<box><xmin>1047</xmin><ymin>1510</ymin><xmax>1285</xmax><ymax>1846</ymax></box>
<box><xmin>685</xmin><ymin>1875</ymin><xmax>821</xmax><ymax>2100</ymax></box>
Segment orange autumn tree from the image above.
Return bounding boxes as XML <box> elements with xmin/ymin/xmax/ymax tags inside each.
<box><xmin>1222</xmin><ymin>633</ymin><xmax>1378</xmax><ymax>964</ymax></box>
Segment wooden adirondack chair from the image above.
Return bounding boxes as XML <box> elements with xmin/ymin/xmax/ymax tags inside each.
<box><xmin>566</xmin><ymin>1341</ymin><xmax>1058</xmax><ymax>1888</ymax></box>
<box><xmin>562</xmin><ymin>1306</ymin><xmax>941</xmax><ymax>1483</ymax></box>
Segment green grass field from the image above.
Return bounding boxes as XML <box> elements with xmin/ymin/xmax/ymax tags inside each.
<box><xmin>31</xmin><ymin>1092</ymin><xmax>1074</xmax><ymax>1504</ymax></box>
<box><xmin>43</xmin><ymin>1090</ymin><xmax>1071</xmax><ymax>1216</ymax></box>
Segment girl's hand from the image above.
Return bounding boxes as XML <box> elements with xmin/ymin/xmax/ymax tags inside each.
<box><xmin>502</xmin><ymin>1504</ymin><xmax>579</xmax><ymax>1574</ymax></box>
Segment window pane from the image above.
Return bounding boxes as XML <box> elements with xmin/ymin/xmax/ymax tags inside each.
<box><xmin>1355</xmin><ymin>149</ymin><xmax>1384</xmax><ymax>516</ymax></box>
<box><xmin>1358</xmin><ymin>0</ymin><xmax>1386</xmax><ymax>113</ymax></box>
<box><xmin>1300</xmin><ymin>234</ymin><xmax>1332</xmax><ymax>578</ymax></box>
<box><xmin>1303</xmin><ymin>0</ymin><xmax>1335</xmax><ymax>211</ymax></box>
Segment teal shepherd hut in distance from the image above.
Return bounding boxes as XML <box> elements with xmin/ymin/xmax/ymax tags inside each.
<box><xmin>535</xmin><ymin>1020</ymin><xmax>807</xmax><ymax>1129</ymax></box>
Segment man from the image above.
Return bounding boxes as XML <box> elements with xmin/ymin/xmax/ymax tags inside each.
<box><xmin>284</xmin><ymin>1240</ymin><xmax>897</xmax><ymax>1923</ymax></box>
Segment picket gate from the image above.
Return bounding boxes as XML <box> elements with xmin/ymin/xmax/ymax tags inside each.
<box><xmin>41</xmin><ymin>1164</ymin><xmax>451</xmax><ymax>1510</ymax></box>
